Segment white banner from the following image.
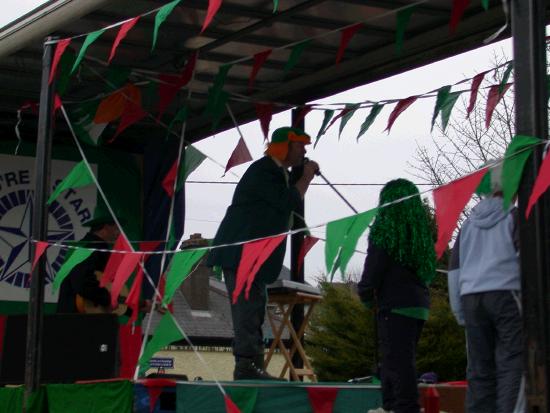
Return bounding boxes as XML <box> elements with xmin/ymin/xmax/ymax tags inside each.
<box><xmin>0</xmin><ymin>154</ymin><xmax>97</xmax><ymax>303</ymax></box>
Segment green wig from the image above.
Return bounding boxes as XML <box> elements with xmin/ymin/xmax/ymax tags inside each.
<box><xmin>369</xmin><ymin>178</ymin><xmax>436</xmax><ymax>285</ymax></box>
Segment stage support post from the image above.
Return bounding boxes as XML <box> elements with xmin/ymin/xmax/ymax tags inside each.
<box><xmin>24</xmin><ymin>36</ymin><xmax>56</xmax><ymax>409</ymax></box>
<box><xmin>511</xmin><ymin>0</ymin><xmax>550</xmax><ymax>410</ymax></box>
<box><xmin>289</xmin><ymin>108</ymin><xmax>306</xmax><ymax>378</ymax></box>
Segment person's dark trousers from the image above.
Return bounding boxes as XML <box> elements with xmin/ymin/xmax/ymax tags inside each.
<box><xmin>462</xmin><ymin>291</ymin><xmax>523</xmax><ymax>413</ymax></box>
<box><xmin>223</xmin><ymin>268</ymin><xmax>267</xmax><ymax>360</ymax></box>
<box><xmin>378</xmin><ymin>311</ymin><xmax>424</xmax><ymax>413</ymax></box>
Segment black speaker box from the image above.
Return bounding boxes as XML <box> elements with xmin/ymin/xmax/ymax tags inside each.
<box><xmin>0</xmin><ymin>313</ymin><xmax>120</xmax><ymax>384</ymax></box>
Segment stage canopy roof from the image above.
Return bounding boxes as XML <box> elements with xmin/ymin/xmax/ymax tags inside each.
<box><xmin>0</xmin><ymin>0</ymin><xmax>548</xmax><ymax>152</ymax></box>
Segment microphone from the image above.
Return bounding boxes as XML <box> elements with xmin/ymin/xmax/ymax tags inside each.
<box><xmin>303</xmin><ymin>157</ymin><xmax>320</xmax><ymax>176</ymax></box>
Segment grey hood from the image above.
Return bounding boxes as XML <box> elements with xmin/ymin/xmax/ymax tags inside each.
<box><xmin>470</xmin><ymin>197</ymin><xmax>508</xmax><ymax>229</ymax></box>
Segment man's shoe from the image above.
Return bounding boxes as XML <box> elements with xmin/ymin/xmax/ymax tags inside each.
<box><xmin>233</xmin><ymin>358</ymin><xmax>279</xmax><ymax>381</ymax></box>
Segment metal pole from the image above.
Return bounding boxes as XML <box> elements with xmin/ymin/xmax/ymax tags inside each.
<box><xmin>511</xmin><ymin>0</ymin><xmax>550</xmax><ymax>410</ymax></box>
<box><xmin>289</xmin><ymin>108</ymin><xmax>306</xmax><ymax>378</ymax></box>
<box><xmin>318</xmin><ymin>172</ymin><xmax>358</xmax><ymax>214</ymax></box>
<box><xmin>24</xmin><ymin>36</ymin><xmax>56</xmax><ymax>407</ymax></box>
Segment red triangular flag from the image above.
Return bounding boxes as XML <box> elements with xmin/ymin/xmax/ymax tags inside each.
<box><xmin>248</xmin><ymin>49</ymin><xmax>272</xmax><ymax>92</ymax></box>
<box><xmin>108</xmin><ymin>17</ymin><xmax>140</xmax><ymax>64</ymax></box>
<box><xmin>297</xmin><ymin>236</ymin><xmax>319</xmax><ymax>274</ymax></box>
<box><xmin>118</xmin><ymin>324</ymin><xmax>142</xmax><ymax>378</ymax></box>
<box><xmin>178</xmin><ymin>52</ymin><xmax>197</xmax><ymax>88</ymax></box>
<box><xmin>307</xmin><ymin>387</ymin><xmax>339</xmax><ymax>413</ymax></box>
<box><xmin>113</xmin><ymin>101</ymin><xmax>148</xmax><ymax>139</ymax></box>
<box><xmin>336</xmin><ymin>23</ymin><xmax>362</xmax><ymax>64</ymax></box>
<box><xmin>526</xmin><ymin>152</ymin><xmax>550</xmax><ymax>218</ymax></box>
<box><xmin>293</xmin><ymin>105</ymin><xmax>313</xmax><ymax>127</ymax></box>
<box><xmin>126</xmin><ymin>266</ymin><xmax>143</xmax><ymax>324</ymax></box>
<box><xmin>232</xmin><ymin>235</ymin><xmax>286</xmax><ymax>303</ymax></box>
<box><xmin>140</xmin><ymin>241</ymin><xmax>162</xmax><ymax>258</ymax></box>
<box><xmin>255</xmin><ymin>102</ymin><xmax>273</xmax><ymax>140</ymax></box>
<box><xmin>385</xmin><ymin>96</ymin><xmax>417</xmax><ymax>133</ymax></box>
<box><xmin>224</xmin><ymin>395</ymin><xmax>241</xmax><ymax>413</ymax></box>
<box><xmin>111</xmin><ymin>252</ymin><xmax>143</xmax><ymax>308</ymax></box>
<box><xmin>485</xmin><ymin>83</ymin><xmax>511</xmax><ymax>129</ymax></box>
<box><xmin>450</xmin><ymin>0</ymin><xmax>470</xmax><ymax>33</ymax></box>
<box><xmin>201</xmin><ymin>0</ymin><xmax>223</xmax><ymax>33</ymax></box>
<box><xmin>224</xmin><ymin>137</ymin><xmax>253</xmax><ymax>175</ymax></box>
<box><xmin>466</xmin><ymin>71</ymin><xmax>486</xmax><ymax>118</ymax></box>
<box><xmin>53</xmin><ymin>94</ymin><xmax>62</xmax><ymax>114</ymax></box>
<box><xmin>147</xmin><ymin>385</ymin><xmax>163</xmax><ymax>412</ymax></box>
<box><xmin>157</xmin><ymin>53</ymin><xmax>197</xmax><ymax>121</ymax></box>
<box><xmin>162</xmin><ymin>159</ymin><xmax>178</xmax><ymax>197</ymax></box>
<box><xmin>157</xmin><ymin>74</ymin><xmax>180</xmax><ymax>122</ymax></box>
<box><xmin>101</xmin><ymin>235</ymin><xmax>132</xmax><ymax>287</ymax></box>
<box><xmin>31</xmin><ymin>241</ymin><xmax>49</xmax><ymax>274</ymax></box>
<box><xmin>49</xmin><ymin>38</ymin><xmax>71</xmax><ymax>84</ymax></box>
<box><xmin>433</xmin><ymin>168</ymin><xmax>488</xmax><ymax>258</ymax></box>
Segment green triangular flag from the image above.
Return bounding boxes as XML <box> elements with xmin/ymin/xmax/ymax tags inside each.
<box><xmin>431</xmin><ymin>85</ymin><xmax>451</xmax><ymax>131</ymax></box>
<box><xmin>71</xmin><ymin>29</ymin><xmax>106</xmax><ymax>74</ymax></box>
<box><xmin>499</xmin><ymin>62</ymin><xmax>513</xmax><ymax>94</ymax></box>
<box><xmin>283</xmin><ymin>41</ymin><xmax>309</xmax><ymax>75</ymax></box>
<box><xmin>139</xmin><ymin>313</ymin><xmax>185</xmax><ymax>372</ymax></box>
<box><xmin>226</xmin><ymin>387</ymin><xmax>258</xmax><ymax>413</ymax></box>
<box><xmin>208</xmin><ymin>89</ymin><xmax>229</xmax><ymax>130</ymax></box>
<box><xmin>338</xmin><ymin>103</ymin><xmax>360</xmax><ymax>139</ymax></box>
<box><xmin>52</xmin><ymin>248</ymin><xmax>93</xmax><ymax>292</ymax></box>
<box><xmin>166</xmin><ymin>106</ymin><xmax>188</xmax><ymax>139</ymax></box>
<box><xmin>440</xmin><ymin>91</ymin><xmax>461</xmax><ymax>132</ymax></box>
<box><xmin>481</xmin><ymin>0</ymin><xmax>489</xmax><ymax>11</ymax></box>
<box><xmin>152</xmin><ymin>0</ymin><xmax>181</xmax><ymax>52</ymax></box>
<box><xmin>502</xmin><ymin>134</ymin><xmax>540</xmax><ymax>208</ymax></box>
<box><xmin>162</xmin><ymin>248</ymin><xmax>208</xmax><ymax>305</ymax></box>
<box><xmin>56</xmin><ymin>49</ymin><xmax>76</xmax><ymax>96</ymax></box>
<box><xmin>314</xmin><ymin>109</ymin><xmax>335</xmax><ymax>148</ymax></box>
<box><xmin>357</xmin><ymin>103</ymin><xmax>384</xmax><ymax>141</ymax></box>
<box><xmin>176</xmin><ymin>145</ymin><xmax>207</xmax><ymax>191</ymax></box>
<box><xmin>272</xmin><ymin>0</ymin><xmax>279</xmax><ymax>13</ymax></box>
<box><xmin>47</xmin><ymin>161</ymin><xmax>94</xmax><ymax>205</ymax></box>
<box><xmin>325</xmin><ymin>208</ymin><xmax>378</xmax><ymax>279</ymax></box>
<box><xmin>475</xmin><ymin>169</ymin><xmax>492</xmax><ymax>196</ymax></box>
<box><xmin>212</xmin><ymin>64</ymin><xmax>232</xmax><ymax>96</ymax></box>
<box><xmin>395</xmin><ymin>5</ymin><xmax>416</xmax><ymax>55</ymax></box>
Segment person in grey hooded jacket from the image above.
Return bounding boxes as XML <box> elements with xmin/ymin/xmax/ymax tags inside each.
<box><xmin>448</xmin><ymin>162</ymin><xmax>523</xmax><ymax>413</ymax></box>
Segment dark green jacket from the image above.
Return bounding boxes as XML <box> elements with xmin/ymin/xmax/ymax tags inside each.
<box><xmin>207</xmin><ymin>156</ymin><xmax>301</xmax><ymax>282</ymax></box>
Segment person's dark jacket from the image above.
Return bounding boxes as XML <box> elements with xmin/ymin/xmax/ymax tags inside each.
<box><xmin>357</xmin><ymin>242</ymin><xmax>429</xmax><ymax>311</ymax></box>
<box><xmin>207</xmin><ymin>156</ymin><xmax>301</xmax><ymax>283</ymax></box>
<box><xmin>56</xmin><ymin>232</ymin><xmax>111</xmax><ymax>313</ymax></box>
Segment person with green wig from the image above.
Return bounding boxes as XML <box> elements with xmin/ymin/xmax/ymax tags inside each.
<box><xmin>358</xmin><ymin>178</ymin><xmax>436</xmax><ymax>413</ymax></box>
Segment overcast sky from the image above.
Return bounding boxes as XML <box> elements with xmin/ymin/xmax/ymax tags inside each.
<box><xmin>2</xmin><ymin>1</ymin><xmax>521</xmax><ymax>282</ymax></box>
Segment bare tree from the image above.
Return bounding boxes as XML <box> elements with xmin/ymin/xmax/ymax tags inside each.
<box><xmin>409</xmin><ymin>53</ymin><xmax>515</xmax><ymax>187</ymax></box>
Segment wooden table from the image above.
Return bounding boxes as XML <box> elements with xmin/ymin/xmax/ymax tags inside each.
<box><xmin>264</xmin><ymin>291</ymin><xmax>322</xmax><ymax>382</ymax></box>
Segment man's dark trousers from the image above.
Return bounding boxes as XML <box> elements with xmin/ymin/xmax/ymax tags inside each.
<box><xmin>462</xmin><ymin>291</ymin><xmax>523</xmax><ymax>413</ymax></box>
<box><xmin>224</xmin><ymin>268</ymin><xmax>268</xmax><ymax>360</ymax></box>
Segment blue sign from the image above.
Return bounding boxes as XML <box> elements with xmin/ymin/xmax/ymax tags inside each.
<box><xmin>150</xmin><ymin>357</ymin><xmax>174</xmax><ymax>369</ymax></box>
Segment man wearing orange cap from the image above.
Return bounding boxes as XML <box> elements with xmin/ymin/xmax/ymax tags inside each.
<box><xmin>207</xmin><ymin>126</ymin><xmax>319</xmax><ymax>380</ymax></box>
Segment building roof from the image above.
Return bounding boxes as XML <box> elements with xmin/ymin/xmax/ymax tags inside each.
<box><xmin>144</xmin><ymin>266</ymin><xmax>318</xmax><ymax>345</ymax></box>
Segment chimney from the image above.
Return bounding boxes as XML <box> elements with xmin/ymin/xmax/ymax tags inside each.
<box><xmin>179</xmin><ymin>233</ymin><xmax>211</xmax><ymax>311</ymax></box>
